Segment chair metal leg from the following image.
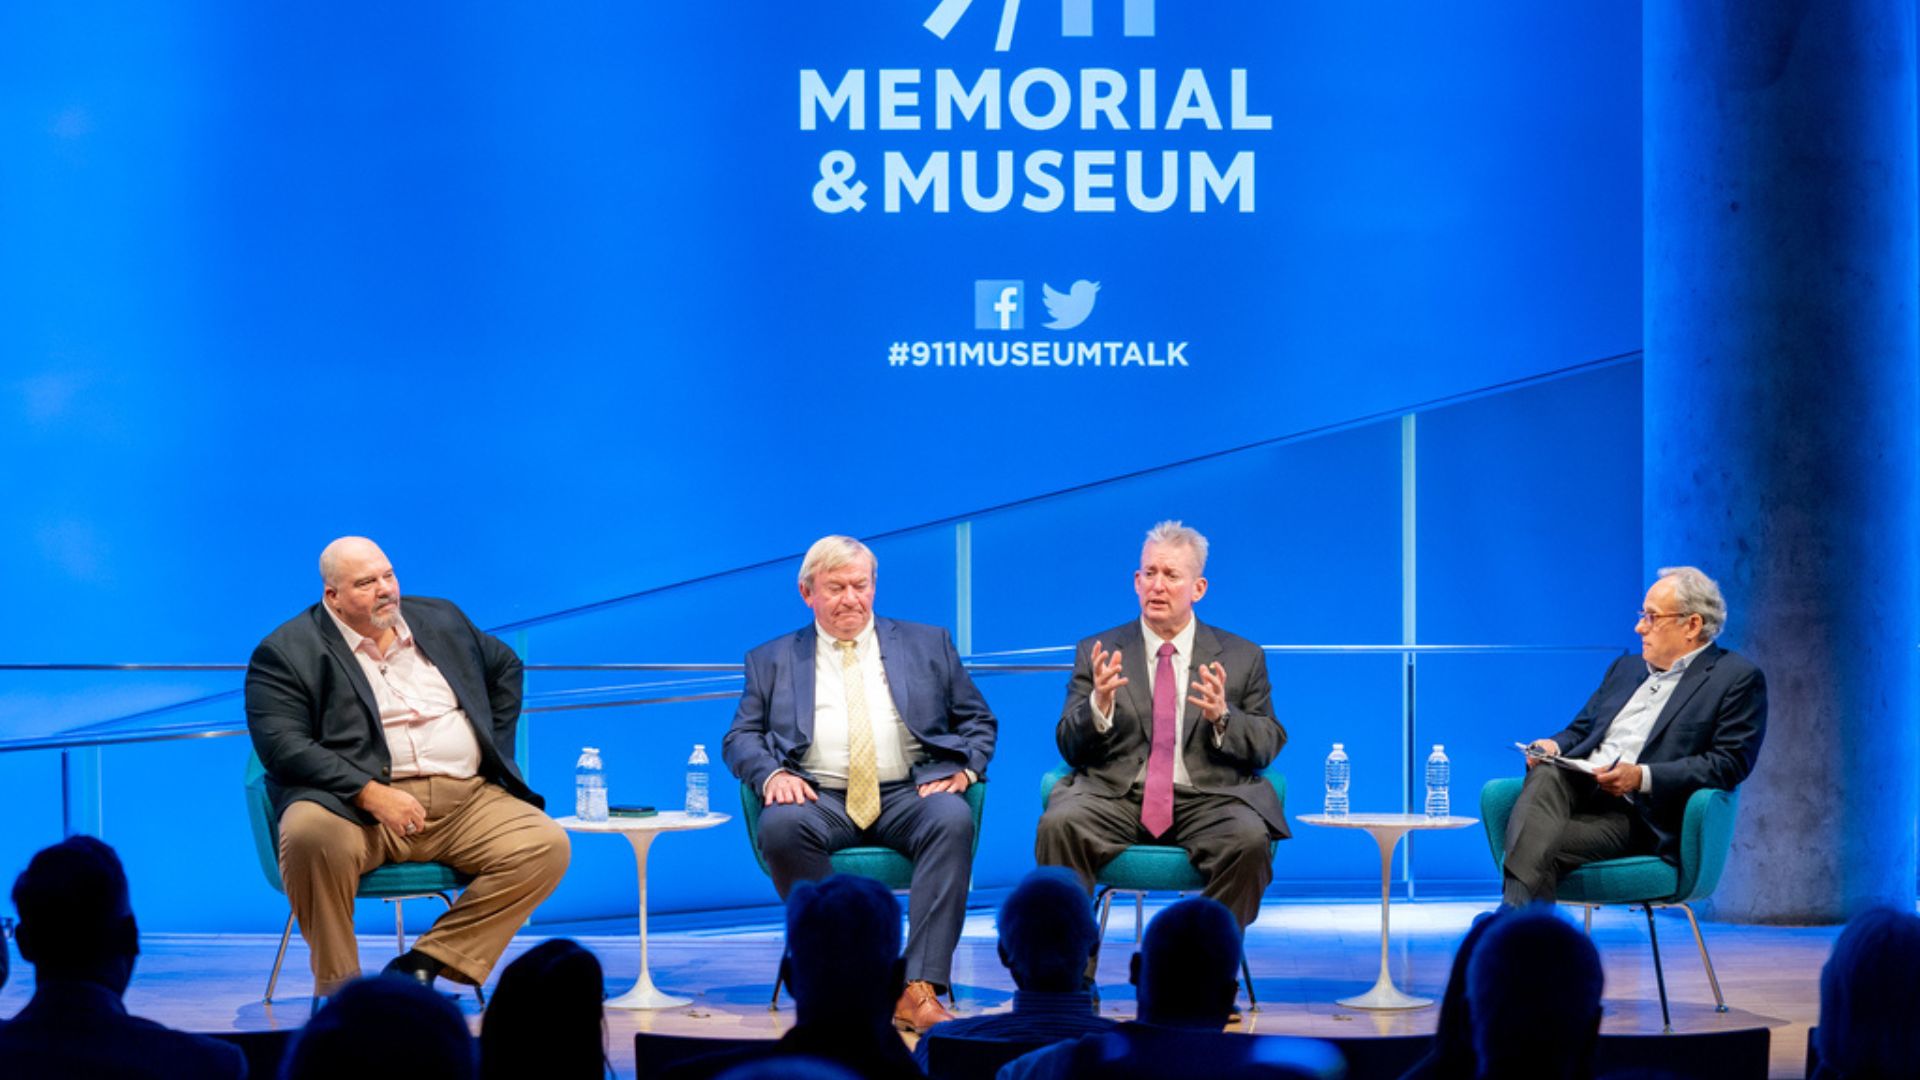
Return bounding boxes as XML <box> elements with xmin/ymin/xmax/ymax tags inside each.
<box><xmin>1643</xmin><ymin>904</ymin><xmax>1672</xmax><ymax>1034</ymax></box>
<box><xmin>265</xmin><ymin>909</ymin><xmax>296</xmax><ymax>1001</ymax></box>
<box><xmin>1133</xmin><ymin>893</ymin><xmax>1144</xmax><ymax>941</ymax></box>
<box><xmin>770</xmin><ymin>953</ymin><xmax>788</xmax><ymax>1011</ymax></box>
<box><xmin>393</xmin><ymin>898</ymin><xmax>408</xmax><ymax>954</ymax></box>
<box><xmin>1240</xmin><ymin>948</ymin><xmax>1258</xmax><ymax>1011</ymax></box>
<box><xmin>1086</xmin><ymin>887</ymin><xmax>1119</xmax><ymax>1005</ymax></box>
<box><xmin>1582</xmin><ymin>904</ymin><xmax>1594</xmax><ymax>935</ymax></box>
<box><xmin>1674</xmin><ymin>902</ymin><xmax>1728</xmax><ymax>1012</ymax></box>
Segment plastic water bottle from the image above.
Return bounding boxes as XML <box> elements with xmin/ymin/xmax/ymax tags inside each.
<box><xmin>575</xmin><ymin>747</ymin><xmax>608</xmax><ymax>822</ymax></box>
<box><xmin>686</xmin><ymin>744</ymin><xmax>710</xmax><ymax>818</ymax></box>
<box><xmin>1425</xmin><ymin>744</ymin><xmax>1451</xmax><ymax>819</ymax></box>
<box><xmin>1324</xmin><ymin>743</ymin><xmax>1350</xmax><ymax>818</ymax></box>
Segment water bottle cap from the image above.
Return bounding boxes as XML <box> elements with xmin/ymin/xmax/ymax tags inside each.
<box><xmin>1433</xmin><ymin>744</ymin><xmax>1444</xmax><ymax>752</ymax></box>
<box><xmin>582</xmin><ymin>747</ymin><xmax>599</xmax><ymax>754</ymax></box>
<box><xmin>693</xmin><ymin>743</ymin><xmax>705</xmax><ymax>751</ymax></box>
<box><xmin>1332</xmin><ymin>743</ymin><xmax>1344</xmax><ymax>750</ymax></box>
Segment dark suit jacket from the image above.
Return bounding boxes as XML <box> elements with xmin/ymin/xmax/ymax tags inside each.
<box><xmin>1552</xmin><ymin>643</ymin><xmax>1767</xmax><ymax>860</ymax></box>
<box><xmin>1054</xmin><ymin>620</ymin><xmax>1289</xmax><ymax>837</ymax></box>
<box><xmin>245</xmin><ymin>595</ymin><xmax>541</xmax><ymax>825</ymax></box>
<box><xmin>0</xmin><ymin>979</ymin><xmax>246</xmax><ymax>1080</ymax></box>
<box><xmin>722</xmin><ymin>617</ymin><xmax>997</xmax><ymax>792</ymax></box>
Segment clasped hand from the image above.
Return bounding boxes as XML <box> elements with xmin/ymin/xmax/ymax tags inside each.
<box><xmin>355</xmin><ymin>781</ymin><xmax>427</xmax><ymax>837</ymax></box>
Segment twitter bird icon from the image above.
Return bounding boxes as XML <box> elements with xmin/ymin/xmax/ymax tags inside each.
<box><xmin>1041</xmin><ymin>280</ymin><xmax>1100</xmax><ymax>330</ymax></box>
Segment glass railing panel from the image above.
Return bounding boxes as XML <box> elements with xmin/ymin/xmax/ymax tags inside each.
<box><xmin>1406</xmin><ymin>647</ymin><xmax>1626</xmax><ymax>889</ymax></box>
<box><xmin>0</xmin><ymin>667</ymin><xmax>243</xmax><ymax>744</ymax></box>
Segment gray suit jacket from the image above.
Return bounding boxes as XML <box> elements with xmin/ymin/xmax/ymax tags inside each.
<box><xmin>1054</xmin><ymin>619</ymin><xmax>1289</xmax><ymax>837</ymax></box>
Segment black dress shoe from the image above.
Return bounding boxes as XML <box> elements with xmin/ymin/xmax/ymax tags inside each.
<box><xmin>381</xmin><ymin>949</ymin><xmax>445</xmax><ymax>986</ymax></box>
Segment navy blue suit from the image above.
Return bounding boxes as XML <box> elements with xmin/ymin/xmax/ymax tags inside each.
<box><xmin>723</xmin><ymin>617</ymin><xmax>997</xmax><ymax>986</ymax></box>
<box><xmin>1503</xmin><ymin>643</ymin><xmax>1767</xmax><ymax>903</ymax></box>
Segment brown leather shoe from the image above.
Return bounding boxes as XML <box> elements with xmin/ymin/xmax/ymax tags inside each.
<box><xmin>892</xmin><ymin>979</ymin><xmax>956</xmax><ymax>1033</ymax></box>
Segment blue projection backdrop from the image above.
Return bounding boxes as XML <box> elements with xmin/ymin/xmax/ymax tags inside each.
<box><xmin>0</xmin><ymin>2</ymin><xmax>1644</xmax><ymax>931</ymax></box>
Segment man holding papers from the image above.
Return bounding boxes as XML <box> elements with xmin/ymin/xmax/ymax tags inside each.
<box><xmin>1501</xmin><ymin>566</ymin><xmax>1768</xmax><ymax>906</ymax></box>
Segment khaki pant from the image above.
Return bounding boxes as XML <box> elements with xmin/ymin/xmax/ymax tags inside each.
<box><xmin>277</xmin><ymin>776</ymin><xmax>570</xmax><ymax>994</ymax></box>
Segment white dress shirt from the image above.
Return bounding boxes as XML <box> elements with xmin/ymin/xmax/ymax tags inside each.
<box><xmin>1582</xmin><ymin>642</ymin><xmax>1711</xmax><ymax>794</ymax></box>
<box><xmin>799</xmin><ymin>618</ymin><xmax>922</xmax><ymax>788</ymax></box>
<box><xmin>324</xmin><ymin>605</ymin><xmax>483</xmax><ymax>780</ymax></box>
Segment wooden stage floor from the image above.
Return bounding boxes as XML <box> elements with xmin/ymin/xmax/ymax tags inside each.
<box><xmin>0</xmin><ymin>899</ymin><xmax>1834</xmax><ymax>1078</ymax></box>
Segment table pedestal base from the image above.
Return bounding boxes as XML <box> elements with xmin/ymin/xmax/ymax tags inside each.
<box><xmin>607</xmin><ymin>973</ymin><xmax>691</xmax><ymax>1011</ymax></box>
<box><xmin>1338</xmin><ymin>974</ymin><xmax>1431</xmax><ymax>1010</ymax></box>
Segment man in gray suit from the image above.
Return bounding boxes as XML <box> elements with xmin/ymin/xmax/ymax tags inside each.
<box><xmin>1036</xmin><ymin>521</ymin><xmax>1288</xmax><ymax>928</ymax></box>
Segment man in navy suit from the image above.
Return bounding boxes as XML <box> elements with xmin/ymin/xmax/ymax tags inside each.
<box><xmin>1503</xmin><ymin>565</ymin><xmax>1768</xmax><ymax>905</ymax></box>
<box><xmin>723</xmin><ymin>534</ymin><xmax>998</xmax><ymax>1033</ymax></box>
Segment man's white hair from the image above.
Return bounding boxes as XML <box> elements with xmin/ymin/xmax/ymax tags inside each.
<box><xmin>1658</xmin><ymin>565</ymin><xmax>1726</xmax><ymax>641</ymax></box>
<box><xmin>1143</xmin><ymin>520</ymin><xmax>1209</xmax><ymax>576</ymax></box>
<box><xmin>798</xmin><ymin>535</ymin><xmax>877</xmax><ymax>591</ymax></box>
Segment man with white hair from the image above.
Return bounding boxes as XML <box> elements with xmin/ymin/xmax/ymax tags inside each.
<box><xmin>723</xmin><ymin>534</ymin><xmax>998</xmax><ymax>1032</ymax></box>
<box><xmin>1036</xmin><ymin>521</ymin><xmax>1288</xmax><ymax>930</ymax></box>
<box><xmin>1503</xmin><ymin>566</ymin><xmax>1768</xmax><ymax>905</ymax></box>
<box><xmin>246</xmin><ymin>537</ymin><xmax>569</xmax><ymax>997</ymax></box>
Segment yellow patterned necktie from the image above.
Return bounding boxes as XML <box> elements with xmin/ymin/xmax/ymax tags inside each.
<box><xmin>838</xmin><ymin>639</ymin><xmax>881</xmax><ymax>829</ymax></box>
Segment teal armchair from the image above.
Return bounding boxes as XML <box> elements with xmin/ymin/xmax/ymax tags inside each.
<box><xmin>740</xmin><ymin>777</ymin><xmax>987</xmax><ymax>1007</ymax></box>
<box><xmin>1481</xmin><ymin>776</ymin><xmax>1739</xmax><ymax>1032</ymax></box>
<box><xmin>1040</xmin><ymin>764</ymin><xmax>1285</xmax><ymax>1009</ymax></box>
<box><xmin>244</xmin><ymin>750</ymin><xmax>484</xmax><ymax>1005</ymax></box>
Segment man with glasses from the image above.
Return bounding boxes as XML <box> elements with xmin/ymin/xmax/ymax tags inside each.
<box><xmin>1036</xmin><ymin>521</ymin><xmax>1288</xmax><ymax>930</ymax></box>
<box><xmin>1502</xmin><ymin>566</ymin><xmax>1768</xmax><ymax>906</ymax></box>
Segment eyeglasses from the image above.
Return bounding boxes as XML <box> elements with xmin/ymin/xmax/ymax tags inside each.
<box><xmin>1636</xmin><ymin>610</ymin><xmax>1693</xmax><ymax>624</ymax></box>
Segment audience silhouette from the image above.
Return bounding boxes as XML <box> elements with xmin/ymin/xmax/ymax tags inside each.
<box><xmin>480</xmin><ymin>938</ymin><xmax>609</xmax><ymax>1080</ymax></box>
<box><xmin>1812</xmin><ymin>906</ymin><xmax>1920</xmax><ymax>1080</ymax></box>
<box><xmin>282</xmin><ymin>972</ymin><xmax>476</xmax><ymax>1080</ymax></box>
<box><xmin>665</xmin><ymin>873</ymin><xmax>922</xmax><ymax>1080</ymax></box>
<box><xmin>1465</xmin><ymin>904</ymin><xmax>1603</xmax><ymax>1080</ymax></box>
<box><xmin>912</xmin><ymin>867</ymin><xmax>1115</xmax><ymax>1071</ymax></box>
<box><xmin>998</xmin><ymin>896</ymin><xmax>1340</xmax><ymax>1080</ymax></box>
<box><xmin>0</xmin><ymin>835</ymin><xmax>245</xmax><ymax>1079</ymax></box>
<box><xmin>1398</xmin><ymin>909</ymin><xmax>1503</xmax><ymax>1080</ymax></box>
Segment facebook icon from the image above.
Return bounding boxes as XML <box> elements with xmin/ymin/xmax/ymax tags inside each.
<box><xmin>974</xmin><ymin>280</ymin><xmax>1024</xmax><ymax>330</ymax></box>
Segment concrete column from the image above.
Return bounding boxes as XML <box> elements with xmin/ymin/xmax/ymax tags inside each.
<box><xmin>1645</xmin><ymin>1</ymin><xmax>1919</xmax><ymax>921</ymax></box>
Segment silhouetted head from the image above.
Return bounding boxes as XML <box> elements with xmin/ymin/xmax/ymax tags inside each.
<box><xmin>480</xmin><ymin>939</ymin><xmax>607</xmax><ymax>1080</ymax></box>
<box><xmin>283</xmin><ymin>974</ymin><xmax>475</xmax><ymax>1080</ymax></box>
<box><xmin>1467</xmin><ymin>905</ymin><xmax>1603</xmax><ymax>1079</ymax></box>
<box><xmin>783</xmin><ymin>874</ymin><xmax>904</xmax><ymax>1027</ymax></box>
<box><xmin>996</xmin><ymin>867</ymin><xmax>1099</xmax><ymax>993</ymax></box>
<box><xmin>1128</xmin><ymin>896</ymin><xmax>1240</xmax><ymax>1027</ymax></box>
<box><xmin>11</xmin><ymin>835</ymin><xmax>139</xmax><ymax>992</ymax></box>
<box><xmin>716</xmin><ymin>1056</ymin><xmax>861</xmax><ymax>1080</ymax></box>
<box><xmin>1410</xmin><ymin>909</ymin><xmax>1504</xmax><ymax>1079</ymax></box>
<box><xmin>1816</xmin><ymin>906</ymin><xmax>1920</xmax><ymax>1079</ymax></box>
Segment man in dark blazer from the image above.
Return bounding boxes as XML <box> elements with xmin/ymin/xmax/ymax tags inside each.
<box><xmin>1036</xmin><ymin>521</ymin><xmax>1288</xmax><ymax>929</ymax></box>
<box><xmin>723</xmin><ymin>534</ymin><xmax>997</xmax><ymax>1032</ymax></box>
<box><xmin>246</xmin><ymin>537</ymin><xmax>569</xmax><ymax>996</ymax></box>
<box><xmin>1503</xmin><ymin>565</ymin><xmax>1768</xmax><ymax>905</ymax></box>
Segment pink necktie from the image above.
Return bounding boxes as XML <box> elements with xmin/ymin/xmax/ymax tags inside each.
<box><xmin>1141</xmin><ymin>642</ymin><xmax>1178</xmax><ymax>838</ymax></box>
